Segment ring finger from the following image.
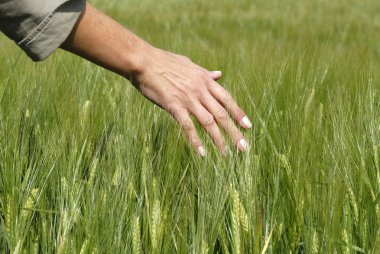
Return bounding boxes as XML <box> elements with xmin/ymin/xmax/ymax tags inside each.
<box><xmin>189</xmin><ymin>104</ymin><xmax>226</xmax><ymax>154</ymax></box>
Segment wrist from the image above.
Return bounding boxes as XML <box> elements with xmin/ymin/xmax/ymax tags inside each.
<box><xmin>120</xmin><ymin>39</ymin><xmax>155</xmax><ymax>78</ymax></box>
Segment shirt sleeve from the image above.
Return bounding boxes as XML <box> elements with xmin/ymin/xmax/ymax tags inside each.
<box><xmin>0</xmin><ymin>0</ymin><xmax>85</xmax><ymax>61</ymax></box>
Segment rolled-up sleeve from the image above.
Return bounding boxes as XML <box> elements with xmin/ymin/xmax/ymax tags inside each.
<box><xmin>0</xmin><ymin>0</ymin><xmax>85</xmax><ymax>61</ymax></box>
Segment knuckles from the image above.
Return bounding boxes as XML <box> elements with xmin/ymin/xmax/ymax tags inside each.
<box><xmin>166</xmin><ymin>101</ymin><xmax>180</xmax><ymax>115</ymax></box>
<box><xmin>182</xmin><ymin>119</ymin><xmax>194</xmax><ymax>132</ymax></box>
<box><xmin>203</xmin><ymin>114</ymin><xmax>216</xmax><ymax>127</ymax></box>
<box><xmin>215</xmin><ymin>108</ymin><xmax>228</xmax><ymax>122</ymax></box>
<box><xmin>221</xmin><ymin>93</ymin><xmax>233</xmax><ymax>106</ymax></box>
<box><xmin>189</xmin><ymin>134</ymin><xmax>200</xmax><ymax>146</ymax></box>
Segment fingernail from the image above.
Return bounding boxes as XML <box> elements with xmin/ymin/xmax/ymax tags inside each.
<box><xmin>239</xmin><ymin>139</ymin><xmax>249</xmax><ymax>151</ymax></box>
<box><xmin>212</xmin><ymin>70</ymin><xmax>222</xmax><ymax>75</ymax></box>
<box><xmin>242</xmin><ymin>116</ymin><xmax>252</xmax><ymax>128</ymax></box>
<box><xmin>198</xmin><ymin>146</ymin><xmax>207</xmax><ymax>157</ymax></box>
<box><xmin>211</xmin><ymin>71</ymin><xmax>222</xmax><ymax>81</ymax></box>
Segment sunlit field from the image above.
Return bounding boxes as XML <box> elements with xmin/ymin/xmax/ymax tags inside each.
<box><xmin>1</xmin><ymin>0</ymin><xmax>380</xmax><ymax>253</ymax></box>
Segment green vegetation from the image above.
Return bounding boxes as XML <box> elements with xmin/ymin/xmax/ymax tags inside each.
<box><xmin>1</xmin><ymin>0</ymin><xmax>380</xmax><ymax>252</ymax></box>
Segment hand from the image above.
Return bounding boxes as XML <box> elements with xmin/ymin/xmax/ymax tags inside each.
<box><xmin>132</xmin><ymin>47</ymin><xmax>252</xmax><ymax>156</ymax></box>
<box><xmin>61</xmin><ymin>2</ymin><xmax>251</xmax><ymax>156</ymax></box>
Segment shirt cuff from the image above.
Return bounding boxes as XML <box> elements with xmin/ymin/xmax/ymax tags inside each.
<box><xmin>17</xmin><ymin>0</ymin><xmax>85</xmax><ymax>61</ymax></box>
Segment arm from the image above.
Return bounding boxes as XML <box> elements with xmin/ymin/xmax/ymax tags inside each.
<box><xmin>61</xmin><ymin>2</ymin><xmax>251</xmax><ymax>156</ymax></box>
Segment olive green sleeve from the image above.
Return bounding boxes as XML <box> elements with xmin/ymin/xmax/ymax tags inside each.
<box><xmin>0</xmin><ymin>0</ymin><xmax>85</xmax><ymax>61</ymax></box>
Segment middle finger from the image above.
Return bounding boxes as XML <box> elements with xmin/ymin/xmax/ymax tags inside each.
<box><xmin>201</xmin><ymin>94</ymin><xmax>248</xmax><ymax>152</ymax></box>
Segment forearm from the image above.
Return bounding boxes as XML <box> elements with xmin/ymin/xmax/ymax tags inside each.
<box><xmin>61</xmin><ymin>2</ymin><xmax>150</xmax><ymax>77</ymax></box>
<box><xmin>60</xmin><ymin>1</ymin><xmax>251</xmax><ymax>155</ymax></box>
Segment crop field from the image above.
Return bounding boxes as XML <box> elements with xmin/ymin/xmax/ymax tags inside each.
<box><xmin>1</xmin><ymin>0</ymin><xmax>380</xmax><ymax>253</ymax></box>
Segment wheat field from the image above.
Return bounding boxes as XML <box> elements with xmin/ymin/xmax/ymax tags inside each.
<box><xmin>1</xmin><ymin>0</ymin><xmax>380</xmax><ymax>253</ymax></box>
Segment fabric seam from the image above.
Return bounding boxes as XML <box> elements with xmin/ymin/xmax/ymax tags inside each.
<box><xmin>17</xmin><ymin>11</ymin><xmax>56</xmax><ymax>46</ymax></box>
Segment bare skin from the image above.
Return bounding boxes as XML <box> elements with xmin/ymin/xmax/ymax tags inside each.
<box><xmin>61</xmin><ymin>2</ymin><xmax>252</xmax><ymax>156</ymax></box>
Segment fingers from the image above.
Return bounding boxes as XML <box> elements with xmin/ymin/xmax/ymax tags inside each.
<box><xmin>168</xmin><ymin>67</ymin><xmax>250</xmax><ymax>156</ymax></box>
<box><xmin>171</xmin><ymin>109</ymin><xmax>206</xmax><ymax>157</ymax></box>
<box><xmin>208</xmin><ymin>80</ymin><xmax>252</xmax><ymax>129</ymax></box>
<box><xmin>170</xmin><ymin>72</ymin><xmax>251</xmax><ymax>155</ymax></box>
<box><xmin>201</xmin><ymin>94</ymin><xmax>249</xmax><ymax>152</ymax></box>
<box><xmin>189</xmin><ymin>104</ymin><xmax>227</xmax><ymax>155</ymax></box>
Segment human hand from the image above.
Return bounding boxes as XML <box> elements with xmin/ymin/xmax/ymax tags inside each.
<box><xmin>61</xmin><ymin>2</ymin><xmax>251</xmax><ymax>156</ymax></box>
<box><xmin>132</xmin><ymin>47</ymin><xmax>252</xmax><ymax>156</ymax></box>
